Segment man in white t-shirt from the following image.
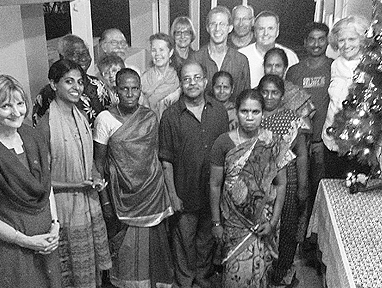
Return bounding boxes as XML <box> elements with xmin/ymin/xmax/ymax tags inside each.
<box><xmin>239</xmin><ymin>11</ymin><xmax>299</xmax><ymax>88</ymax></box>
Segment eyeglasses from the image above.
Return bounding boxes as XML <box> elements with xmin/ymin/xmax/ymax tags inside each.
<box><xmin>174</xmin><ymin>30</ymin><xmax>192</xmax><ymax>37</ymax></box>
<box><xmin>182</xmin><ymin>75</ymin><xmax>204</xmax><ymax>84</ymax></box>
<box><xmin>208</xmin><ymin>22</ymin><xmax>229</xmax><ymax>29</ymax></box>
<box><xmin>106</xmin><ymin>40</ymin><xmax>128</xmax><ymax>47</ymax></box>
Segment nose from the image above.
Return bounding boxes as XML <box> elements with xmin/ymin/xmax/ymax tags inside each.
<box><xmin>246</xmin><ymin>112</ymin><xmax>255</xmax><ymax>120</ymax></box>
<box><xmin>11</xmin><ymin>105</ymin><xmax>21</xmax><ymax>116</ymax></box>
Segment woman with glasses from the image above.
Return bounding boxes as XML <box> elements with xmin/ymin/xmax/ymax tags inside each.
<box><xmin>140</xmin><ymin>33</ymin><xmax>181</xmax><ymax>119</ymax></box>
<box><xmin>170</xmin><ymin>16</ymin><xmax>196</xmax><ymax>77</ymax></box>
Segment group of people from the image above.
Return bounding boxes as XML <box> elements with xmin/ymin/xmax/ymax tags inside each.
<box><xmin>0</xmin><ymin>3</ymin><xmax>372</xmax><ymax>288</ymax></box>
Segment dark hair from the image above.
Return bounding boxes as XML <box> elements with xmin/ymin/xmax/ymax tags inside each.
<box><xmin>303</xmin><ymin>22</ymin><xmax>330</xmax><ymax>38</ymax></box>
<box><xmin>116</xmin><ymin>68</ymin><xmax>141</xmax><ymax>86</ymax></box>
<box><xmin>48</xmin><ymin>59</ymin><xmax>86</xmax><ymax>84</ymax></box>
<box><xmin>235</xmin><ymin>88</ymin><xmax>265</xmax><ymax>110</ymax></box>
<box><xmin>180</xmin><ymin>60</ymin><xmax>207</xmax><ymax>79</ymax></box>
<box><xmin>258</xmin><ymin>74</ymin><xmax>285</xmax><ymax>96</ymax></box>
<box><xmin>0</xmin><ymin>74</ymin><xmax>30</xmax><ymax>116</ymax></box>
<box><xmin>212</xmin><ymin>71</ymin><xmax>234</xmax><ymax>87</ymax></box>
<box><xmin>263</xmin><ymin>47</ymin><xmax>288</xmax><ymax>68</ymax></box>
<box><xmin>97</xmin><ymin>53</ymin><xmax>125</xmax><ymax>72</ymax></box>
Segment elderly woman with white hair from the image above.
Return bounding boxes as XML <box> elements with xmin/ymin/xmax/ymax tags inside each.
<box><xmin>322</xmin><ymin>15</ymin><xmax>371</xmax><ymax>179</ymax></box>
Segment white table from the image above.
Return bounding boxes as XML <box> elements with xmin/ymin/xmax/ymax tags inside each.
<box><xmin>307</xmin><ymin>179</ymin><xmax>382</xmax><ymax>288</ymax></box>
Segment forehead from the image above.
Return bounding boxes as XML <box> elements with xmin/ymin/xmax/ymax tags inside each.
<box><xmin>68</xmin><ymin>42</ymin><xmax>87</xmax><ymax>52</ymax></box>
<box><xmin>209</xmin><ymin>12</ymin><xmax>229</xmax><ymax>23</ymax></box>
<box><xmin>100</xmin><ymin>63</ymin><xmax>123</xmax><ymax>72</ymax></box>
<box><xmin>239</xmin><ymin>98</ymin><xmax>262</xmax><ymax>108</ymax></box>
<box><xmin>0</xmin><ymin>90</ymin><xmax>24</xmax><ymax>104</ymax></box>
<box><xmin>233</xmin><ymin>7</ymin><xmax>252</xmax><ymax>18</ymax></box>
<box><xmin>255</xmin><ymin>16</ymin><xmax>277</xmax><ymax>27</ymax></box>
<box><xmin>175</xmin><ymin>23</ymin><xmax>190</xmax><ymax>31</ymax></box>
<box><xmin>118</xmin><ymin>75</ymin><xmax>140</xmax><ymax>86</ymax></box>
<box><xmin>106</xmin><ymin>31</ymin><xmax>126</xmax><ymax>41</ymax></box>
<box><xmin>182</xmin><ymin>63</ymin><xmax>203</xmax><ymax>77</ymax></box>
<box><xmin>151</xmin><ymin>39</ymin><xmax>169</xmax><ymax>48</ymax></box>
<box><xmin>262</xmin><ymin>81</ymin><xmax>280</xmax><ymax>90</ymax></box>
<box><xmin>62</xmin><ymin>69</ymin><xmax>83</xmax><ymax>79</ymax></box>
<box><xmin>308</xmin><ymin>29</ymin><xmax>327</xmax><ymax>38</ymax></box>
<box><xmin>265</xmin><ymin>53</ymin><xmax>283</xmax><ymax>64</ymax></box>
<box><xmin>337</xmin><ymin>27</ymin><xmax>359</xmax><ymax>38</ymax></box>
<box><xmin>215</xmin><ymin>76</ymin><xmax>231</xmax><ymax>85</ymax></box>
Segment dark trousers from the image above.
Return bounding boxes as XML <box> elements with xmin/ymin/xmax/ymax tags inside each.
<box><xmin>171</xmin><ymin>210</ymin><xmax>214</xmax><ymax>288</ymax></box>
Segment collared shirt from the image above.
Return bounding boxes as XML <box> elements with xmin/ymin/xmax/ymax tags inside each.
<box><xmin>159</xmin><ymin>94</ymin><xmax>229</xmax><ymax>211</ymax></box>
<box><xmin>190</xmin><ymin>45</ymin><xmax>250</xmax><ymax>102</ymax></box>
<box><xmin>239</xmin><ymin>42</ymin><xmax>299</xmax><ymax>88</ymax></box>
<box><xmin>227</xmin><ymin>33</ymin><xmax>256</xmax><ymax>50</ymax></box>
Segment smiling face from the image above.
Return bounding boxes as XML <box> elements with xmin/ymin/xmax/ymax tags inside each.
<box><xmin>213</xmin><ymin>75</ymin><xmax>233</xmax><ymax>103</ymax></box>
<box><xmin>174</xmin><ymin>24</ymin><xmax>193</xmax><ymax>49</ymax></box>
<box><xmin>337</xmin><ymin>27</ymin><xmax>362</xmax><ymax>61</ymax></box>
<box><xmin>151</xmin><ymin>39</ymin><xmax>173</xmax><ymax>69</ymax></box>
<box><xmin>305</xmin><ymin>29</ymin><xmax>328</xmax><ymax>57</ymax></box>
<box><xmin>237</xmin><ymin>98</ymin><xmax>263</xmax><ymax>134</ymax></box>
<box><xmin>102</xmin><ymin>30</ymin><xmax>128</xmax><ymax>60</ymax></box>
<box><xmin>0</xmin><ymin>91</ymin><xmax>27</xmax><ymax>131</ymax></box>
<box><xmin>232</xmin><ymin>6</ymin><xmax>253</xmax><ymax>37</ymax></box>
<box><xmin>207</xmin><ymin>12</ymin><xmax>233</xmax><ymax>45</ymax></box>
<box><xmin>51</xmin><ymin>69</ymin><xmax>84</xmax><ymax>105</ymax></box>
<box><xmin>64</xmin><ymin>42</ymin><xmax>91</xmax><ymax>73</ymax></box>
<box><xmin>264</xmin><ymin>53</ymin><xmax>287</xmax><ymax>78</ymax></box>
<box><xmin>100</xmin><ymin>63</ymin><xmax>124</xmax><ymax>88</ymax></box>
<box><xmin>254</xmin><ymin>16</ymin><xmax>279</xmax><ymax>48</ymax></box>
<box><xmin>117</xmin><ymin>74</ymin><xmax>141</xmax><ymax>112</ymax></box>
<box><xmin>260</xmin><ymin>81</ymin><xmax>283</xmax><ymax>112</ymax></box>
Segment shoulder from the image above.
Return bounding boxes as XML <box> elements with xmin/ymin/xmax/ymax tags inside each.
<box><xmin>207</xmin><ymin>96</ymin><xmax>228</xmax><ymax>113</ymax></box>
<box><xmin>161</xmin><ymin>99</ymin><xmax>182</xmax><ymax>120</ymax></box>
<box><xmin>191</xmin><ymin>45</ymin><xmax>208</xmax><ymax>59</ymax></box>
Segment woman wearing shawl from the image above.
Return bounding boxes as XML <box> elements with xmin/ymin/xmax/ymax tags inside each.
<box><xmin>93</xmin><ymin>68</ymin><xmax>174</xmax><ymax>287</ymax></box>
<box><xmin>0</xmin><ymin>75</ymin><xmax>61</xmax><ymax>288</ymax></box>
<box><xmin>36</xmin><ymin>59</ymin><xmax>112</xmax><ymax>288</ymax></box>
<box><xmin>258</xmin><ymin>75</ymin><xmax>309</xmax><ymax>287</ymax></box>
<box><xmin>140</xmin><ymin>33</ymin><xmax>181</xmax><ymax>119</ymax></box>
<box><xmin>210</xmin><ymin>89</ymin><xmax>290</xmax><ymax>287</ymax></box>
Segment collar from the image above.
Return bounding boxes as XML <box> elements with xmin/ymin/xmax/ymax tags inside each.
<box><xmin>178</xmin><ymin>93</ymin><xmax>214</xmax><ymax>113</ymax></box>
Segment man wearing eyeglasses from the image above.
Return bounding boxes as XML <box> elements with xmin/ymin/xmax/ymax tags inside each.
<box><xmin>159</xmin><ymin>61</ymin><xmax>228</xmax><ymax>288</ymax></box>
<box><xmin>190</xmin><ymin>5</ymin><xmax>250</xmax><ymax>102</ymax></box>
<box><xmin>227</xmin><ymin>5</ymin><xmax>256</xmax><ymax>49</ymax></box>
<box><xmin>100</xmin><ymin>28</ymin><xmax>141</xmax><ymax>75</ymax></box>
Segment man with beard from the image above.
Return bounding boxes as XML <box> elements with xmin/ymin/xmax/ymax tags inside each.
<box><xmin>239</xmin><ymin>11</ymin><xmax>299</xmax><ymax>87</ymax></box>
<box><xmin>190</xmin><ymin>5</ymin><xmax>250</xmax><ymax>102</ymax></box>
<box><xmin>227</xmin><ymin>5</ymin><xmax>256</xmax><ymax>49</ymax></box>
<box><xmin>159</xmin><ymin>61</ymin><xmax>228</xmax><ymax>288</ymax></box>
<box><xmin>286</xmin><ymin>22</ymin><xmax>333</xmax><ymax>255</ymax></box>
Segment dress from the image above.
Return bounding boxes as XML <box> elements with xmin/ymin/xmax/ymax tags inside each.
<box><xmin>261</xmin><ymin>109</ymin><xmax>308</xmax><ymax>286</ymax></box>
<box><xmin>140</xmin><ymin>66</ymin><xmax>181</xmax><ymax>119</ymax></box>
<box><xmin>93</xmin><ymin>106</ymin><xmax>174</xmax><ymax>287</ymax></box>
<box><xmin>33</xmin><ymin>74</ymin><xmax>113</xmax><ymax>127</ymax></box>
<box><xmin>0</xmin><ymin>124</ymin><xmax>61</xmax><ymax>288</ymax></box>
<box><xmin>210</xmin><ymin>129</ymin><xmax>292</xmax><ymax>288</ymax></box>
<box><xmin>37</xmin><ymin>100</ymin><xmax>112</xmax><ymax>288</ymax></box>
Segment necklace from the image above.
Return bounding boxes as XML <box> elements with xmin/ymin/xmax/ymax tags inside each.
<box><xmin>116</xmin><ymin>105</ymin><xmax>123</xmax><ymax>117</ymax></box>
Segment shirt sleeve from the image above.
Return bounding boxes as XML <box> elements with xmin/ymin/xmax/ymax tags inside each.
<box><xmin>93</xmin><ymin>112</ymin><xmax>112</xmax><ymax>145</ymax></box>
<box><xmin>158</xmin><ymin>110</ymin><xmax>176</xmax><ymax>163</ymax></box>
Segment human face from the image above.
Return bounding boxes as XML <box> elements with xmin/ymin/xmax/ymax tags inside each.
<box><xmin>64</xmin><ymin>42</ymin><xmax>91</xmax><ymax>73</ymax></box>
<box><xmin>52</xmin><ymin>69</ymin><xmax>84</xmax><ymax>105</ymax></box>
<box><xmin>213</xmin><ymin>76</ymin><xmax>233</xmax><ymax>103</ymax></box>
<box><xmin>207</xmin><ymin>12</ymin><xmax>233</xmax><ymax>45</ymax></box>
<box><xmin>233</xmin><ymin>7</ymin><xmax>253</xmax><ymax>37</ymax></box>
<box><xmin>181</xmin><ymin>63</ymin><xmax>207</xmax><ymax>99</ymax></box>
<box><xmin>305</xmin><ymin>29</ymin><xmax>328</xmax><ymax>57</ymax></box>
<box><xmin>174</xmin><ymin>24</ymin><xmax>193</xmax><ymax>49</ymax></box>
<box><xmin>102</xmin><ymin>31</ymin><xmax>128</xmax><ymax>60</ymax></box>
<box><xmin>260</xmin><ymin>81</ymin><xmax>283</xmax><ymax>112</ymax></box>
<box><xmin>101</xmin><ymin>64</ymin><xmax>124</xmax><ymax>88</ymax></box>
<box><xmin>264</xmin><ymin>53</ymin><xmax>287</xmax><ymax>78</ymax></box>
<box><xmin>254</xmin><ymin>16</ymin><xmax>279</xmax><ymax>48</ymax></box>
<box><xmin>117</xmin><ymin>75</ymin><xmax>140</xmax><ymax>111</ymax></box>
<box><xmin>0</xmin><ymin>91</ymin><xmax>26</xmax><ymax>131</ymax></box>
<box><xmin>151</xmin><ymin>39</ymin><xmax>173</xmax><ymax>69</ymax></box>
<box><xmin>237</xmin><ymin>98</ymin><xmax>262</xmax><ymax>133</ymax></box>
<box><xmin>337</xmin><ymin>27</ymin><xmax>362</xmax><ymax>61</ymax></box>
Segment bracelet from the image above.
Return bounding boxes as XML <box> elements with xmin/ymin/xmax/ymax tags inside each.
<box><xmin>51</xmin><ymin>219</ymin><xmax>60</xmax><ymax>224</ymax></box>
<box><xmin>102</xmin><ymin>202</ymin><xmax>111</xmax><ymax>207</ymax></box>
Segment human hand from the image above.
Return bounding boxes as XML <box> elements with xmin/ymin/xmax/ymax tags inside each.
<box><xmin>91</xmin><ymin>178</ymin><xmax>108</xmax><ymax>192</ymax></box>
<box><xmin>47</xmin><ymin>221</ymin><xmax>60</xmax><ymax>243</ymax></box>
<box><xmin>257</xmin><ymin>222</ymin><xmax>273</xmax><ymax>236</ymax></box>
<box><xmin>212</xmin><ymin>225</ymin><xmax>223</xmax><ymax>242</ymax></box>
<box><xmin>17</xmin><ymin>232</ymin><xmax>59</xmax><ymax>254</ymax></box>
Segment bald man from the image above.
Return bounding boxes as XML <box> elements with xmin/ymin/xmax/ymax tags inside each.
<box><xmin>227</xmin><ymin>5</ymin><xmax>256</xmax><ymax>49</ymax></box>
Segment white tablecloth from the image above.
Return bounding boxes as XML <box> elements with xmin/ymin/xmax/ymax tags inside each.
<box><xmin>307</xmin><ymin>179</ymin><xmax>382</xmax><ymax>288</ymax></box>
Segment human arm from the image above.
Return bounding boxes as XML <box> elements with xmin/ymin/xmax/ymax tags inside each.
<box><xmin>257</xmin><ymin>166</ymin><xmax>287</xmax><ymax>236</ymax></box>
<box><xmin>47</xmin><ymin>188</ymin><xmax>60</xmax><ymax>252</ymax></box>
<box><xmin>162</xmin><ymin>161</ymin><xmax>183</xmax><ymax>212</ymax></box>
<box><xmin>210</xmin><ymin>164</ymin><xmax>224</xmax><ymax>241</ymax></box>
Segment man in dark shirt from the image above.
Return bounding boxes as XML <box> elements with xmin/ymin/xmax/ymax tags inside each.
<box><xmin>190</xmin><ymin>5</ymin><xmax>250</xmax><ymax>102</ymax></box>
<box><xmin>286</xmin><ymin>22</ymin><xmax>333</xmax><ymax>246</ymax></box>
<box><xmin>159</xmin><ymin>61</ymin><xmax>228</xmax><ymax>288</ymax></box>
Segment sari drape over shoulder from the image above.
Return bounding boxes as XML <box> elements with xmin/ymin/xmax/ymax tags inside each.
<box><xmin>106</xmin><ymin>106</ymin><xmax>173</xmax><ymax>227</ymax></box>
<box><xmin>221</xmin><ymin>129</ymin><xmax>293</xmax><ymax>288</ymax></box>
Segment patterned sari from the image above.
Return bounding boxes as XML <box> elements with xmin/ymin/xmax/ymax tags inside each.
<box><xmin>221</xmin><ymin>129</ymin><xmax>292</xmax><ymax>288</ymax></box>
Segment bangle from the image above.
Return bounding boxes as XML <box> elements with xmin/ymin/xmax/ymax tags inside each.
<box><xmin>212</xmin><ymin>221</ymin><xmax>221</xmax><ymax>227</ymax></box>
<box><xmin>51</xmin><ymin>219</ymin><xmax>60</xmax><ymax>224</ymax></box>
<box><xmin>102</xmin><ymin>202</ymin><xmax>111</xmax><ymax>207</ymax></box>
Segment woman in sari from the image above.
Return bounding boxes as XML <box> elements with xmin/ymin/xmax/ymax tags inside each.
<box><xmin>36</xmin><ymin>59</ymin><xmax>112</xmax><ymax>288</ymax></box>
<box><xmin>140</xmin><ymin>33</ymin><xmax>181</xmax><ymax>119</ymax></box>
<box><xmin>258</xmin><ymin>74</ymin><xmax>309</xmax><ymax>287</ymax></box>
<box><xmin>0</xmin><ymin>75</ymin><xmax>61</xmax><ymax>288</ymax></box>
<box><xmin>93</xmin><ymin>68</ymin><xmax>175</xmax><ymax>287</ymax></box>
<box><xmin>210</xmin><ymin>89</ymin><xmax>290</xmax><ymax>287</ymax></box>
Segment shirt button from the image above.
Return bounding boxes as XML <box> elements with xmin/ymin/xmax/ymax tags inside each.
<box><xmin>204</xmin><ymin>145</ymin><xmax>208</xmax><ymax>148</ymax></box>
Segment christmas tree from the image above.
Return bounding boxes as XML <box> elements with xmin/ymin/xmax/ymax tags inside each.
<box><xmin>328</xmin><ymin>0</ymin><xmax>382</xmax><ymax>177</ymax></box>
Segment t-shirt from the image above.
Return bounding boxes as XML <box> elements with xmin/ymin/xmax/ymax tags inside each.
<box><xmin>286</xmin><ymin>57</ymin><xmax>333</xmax><ymax>142</ymax></box>
<box><xmin>210</xmin><ymin>132</ymin><xmax>236</xmax><ymax>167</ymax></box>
<box><xmin>93</xmin><ymin>110</ymin><xmax>122</xmax><ymax>145</ymax></box>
